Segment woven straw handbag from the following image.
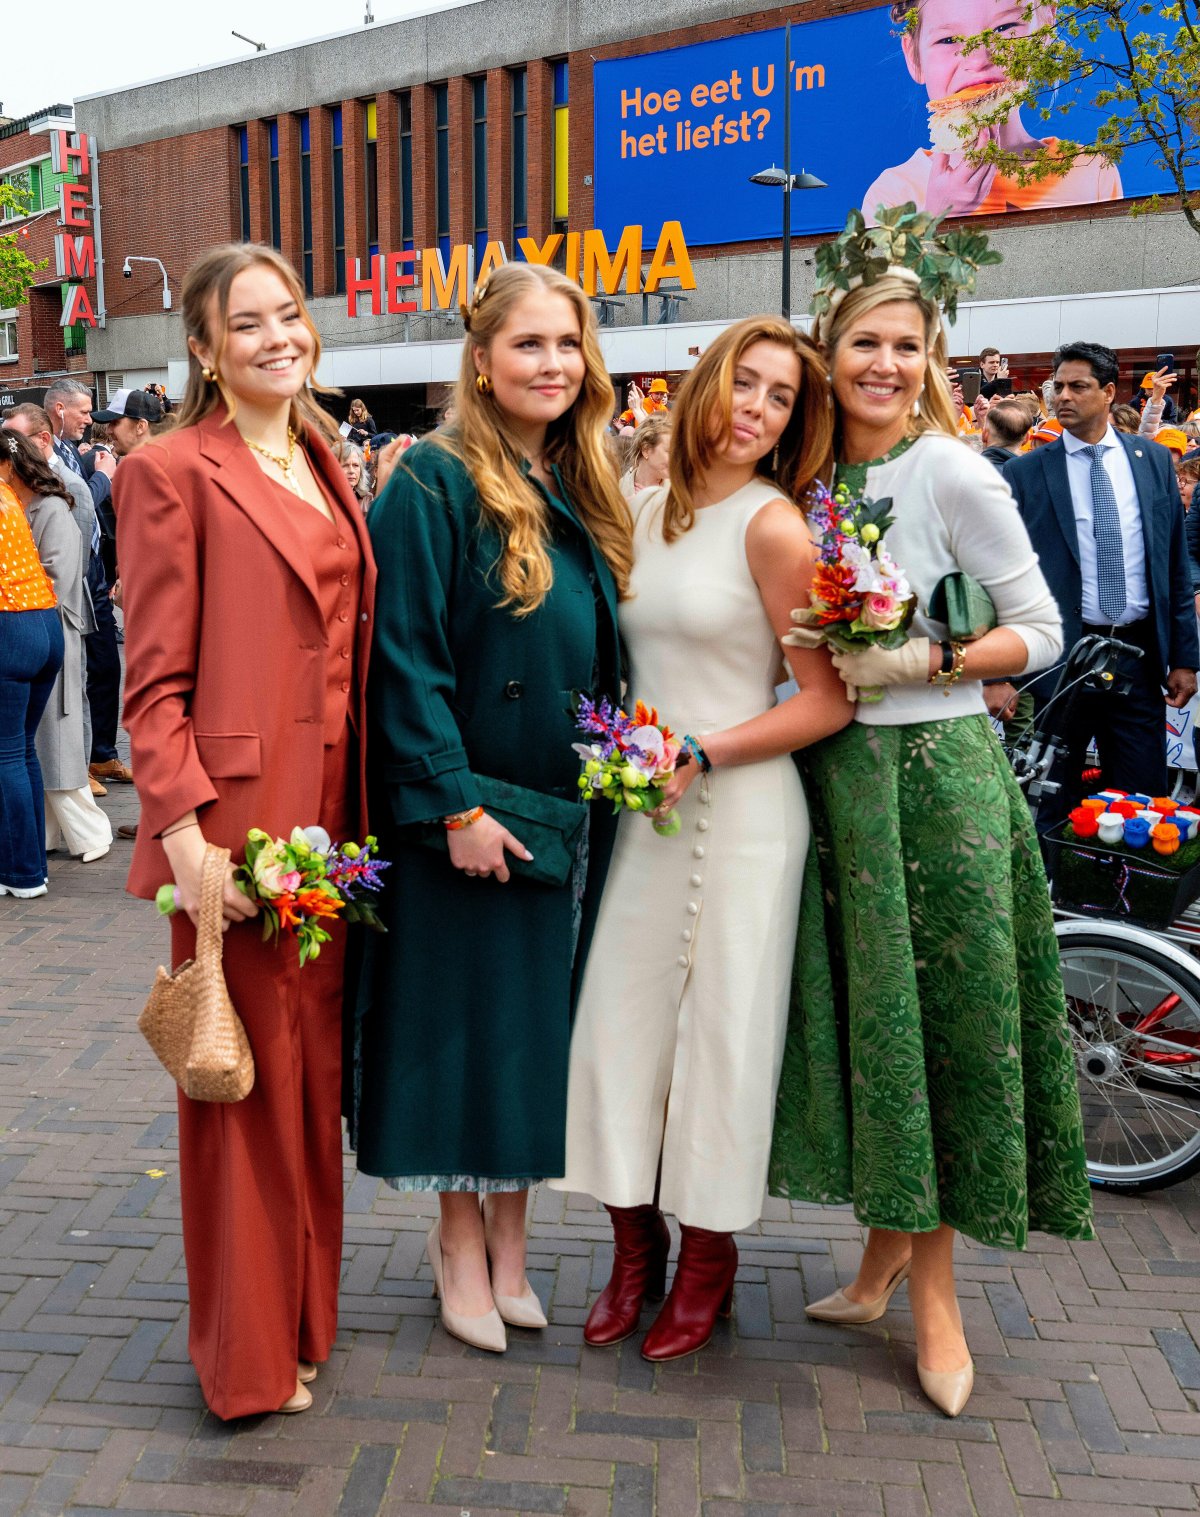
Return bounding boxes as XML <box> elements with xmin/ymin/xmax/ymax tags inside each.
<box><xmin>138</xmin><ymin>843</ymin><xmax>255</xmax><ymax>1103</ymax></box>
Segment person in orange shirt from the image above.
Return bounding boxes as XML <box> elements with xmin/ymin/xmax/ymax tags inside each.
<box><xmin>864</xmin><ymin>0</ymin><xmax>1122</xmax><ymax>222</ymax></box>
<box><xmin>0</xmin><ymin>475</ymin><xmax>63</xmax><ymax>897</ymax></box>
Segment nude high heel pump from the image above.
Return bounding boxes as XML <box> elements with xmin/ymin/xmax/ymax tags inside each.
<box><xmin>480</xmin><ymin>1195</ymin><xmax>547</xmax><ymax>1329</ymax></box>
<box><xmin>805</xmin><ymin>1259</ymin><xmax>912</xmax><ymax>1324</ymax></box>
<box><xmin>918</xmin><ymin>1358</ymin><xmax>974</xmax><ymax>1418</ymax></box>
<box><xmin>427</xmin><ymin>1221</ymin><xmax>507</xmax><ymax>1354</ymax></box>
<box><xmin>297</xmin><ymin>1360</ymin><xmax>317</xmax><ymax>1384</ymax></box>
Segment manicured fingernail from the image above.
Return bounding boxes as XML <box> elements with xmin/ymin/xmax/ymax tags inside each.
<box><xmin>524</xmin><ymin>851</ymin><xmax>534</xmax><ymax>861</ymax></box>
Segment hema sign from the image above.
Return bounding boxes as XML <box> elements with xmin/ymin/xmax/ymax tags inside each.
<box><xmin>593</xmin><ymin>2</ymin><xmax>1195</xmax><ymax>247</ymax></box>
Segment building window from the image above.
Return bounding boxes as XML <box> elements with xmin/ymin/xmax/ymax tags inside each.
<box><xmin>237</xmin><ymin>126</ymin><xmax>250</xmax><ymax>240</ymax></box>
<box><xmin>332</xmin><ymin>106</ymin><xmax>346</xmax><ymax>296</ymax></box>
<box><xmin>399</xmin><ymin>92</ymin><xmax>414</xmax><ymax>251</ymax></box>
<box><xmin>472</xmin><ymin>77</ymin><xmax>488</xmax><ymax>264</ymax></box>
<box><xmin>267</xmin><ymin>120</ymin><xmax>281</xmax><ymax>250</ymax></box>
<box><xmin>1</xmin><ymin>166</ymin><xmax>45</xmax><ymax>223</ymax></box>
<box><xmin>365</xmin><ymin>99</ymin><xmax>379</xmax><ymax>262</ymax></box>
<box><xmin>0</xmin><ymin>310</ymin><xmax>17</xmax><ymax>362</ymax></box>
<box><xmin>511</xmin><ymin>68</ymin><xmax>527</xmax><ymax>252</ymax></box>
<box><xmin>434</xmin><ymin>83</ymin><xmax>450</xmax><ymax>264</ymax></box>
<box><xmin>552</xmin><ymin>60</ymin><xmax>569</xmax><ymax>235</ymax></box>
<box><xmin>299</xmin><ymin>114</ymin><xmax>313</xmax><ymax>295</ymax></box>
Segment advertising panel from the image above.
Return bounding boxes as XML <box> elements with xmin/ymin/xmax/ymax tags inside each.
<box><xmin>593</xmin><ymin>1</ymin><xmax>1194</xmax><ymax>247</ymax></box>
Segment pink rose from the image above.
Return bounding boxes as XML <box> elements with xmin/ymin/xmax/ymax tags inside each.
<box><xmin>654</xmin><ymin>737</ymin><xmax>682</xmax><ymax>784</ymax></box>
<box><xmin>860</xmin><ymin>592</ymin><xmax>903</xmax><ymax>631</ymax></box>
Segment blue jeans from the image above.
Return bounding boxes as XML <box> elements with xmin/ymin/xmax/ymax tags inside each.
<box><xmin>0</xmin><ymin>608</ymin><xmax>65</xmax><ymax>889</ymax></box>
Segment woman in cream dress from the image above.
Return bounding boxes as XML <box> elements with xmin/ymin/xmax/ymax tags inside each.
<box><xmin>552</xmin><ymin>317</ymin><xmax>850</xmax><ymax>1361</ymax></box>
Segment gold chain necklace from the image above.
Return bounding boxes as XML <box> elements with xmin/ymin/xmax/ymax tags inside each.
<box><xmin>244</xmin><ymin>427</ymin><xmax>302</xmax><ymax>496</ymax></box>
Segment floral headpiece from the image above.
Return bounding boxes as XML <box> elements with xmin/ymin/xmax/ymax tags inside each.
<box><xmin>811</xmin><ymin>203</ymin><xmax>1002</xmax><ymax>343</ymax></box>
<box><xmin>460</xmin><ymin>277</ymin><xmax>492</xmax><ymax>332</ymax></box>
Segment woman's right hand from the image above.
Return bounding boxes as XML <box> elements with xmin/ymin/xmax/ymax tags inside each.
<box><xmin>446</xmin><ymin>813</ymin><xmax>532</xmax><ymax>883</ymax></box>
<box><xmin>161</xmin><ymin>825</ymin><xmax>259</xmax><ymax>931</ymax></box>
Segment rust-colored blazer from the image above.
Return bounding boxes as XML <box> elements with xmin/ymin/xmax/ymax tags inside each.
<box><xmin>114</xmin><ymin>411</ymin><xmax>376</xmax><ymax>900</ymax></box>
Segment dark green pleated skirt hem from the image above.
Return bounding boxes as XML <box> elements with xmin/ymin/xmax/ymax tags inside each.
<box><xmin>769</xmin><ymin>714</ymin><xmax>1095</xmax><ymax>1251</ymax></box>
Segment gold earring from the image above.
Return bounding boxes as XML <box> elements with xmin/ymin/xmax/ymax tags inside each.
<box><xmin>201</xmin><ymin>365</ymin><xmax>217</xmax><ymax>383</ymax></box>
<box><xmin>475</xmin><ymin>373</ymin><xmax>493</xmax><ymax>395</ymax></box>
<box><xmin>772</xmin><ymin>444</ymin><xmax>780</xmax><ymax>472</ymax></box>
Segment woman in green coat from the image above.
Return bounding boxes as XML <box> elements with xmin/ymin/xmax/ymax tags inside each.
<box><xmin>353</xmin><ymin>263</ymin><xmax>632</xmax><ymax>1355</ymax></box>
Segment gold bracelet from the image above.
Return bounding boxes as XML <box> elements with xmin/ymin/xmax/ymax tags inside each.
<box><xmin>930</xmin><ymin>641</ymin><xmax>967</xmax><ymax>696</ymax></box>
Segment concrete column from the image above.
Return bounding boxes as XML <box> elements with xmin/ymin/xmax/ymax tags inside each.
<box><xmin>309</xmin><ymin>107</ymin><xmax>334</xmax><ymax>298</ymax></box>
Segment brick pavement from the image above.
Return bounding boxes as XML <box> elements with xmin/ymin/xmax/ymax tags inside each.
<box><xmin>4</xmin><ymin>776</ymin><xmax>1200</xmax><ymax>1515</ymax></box>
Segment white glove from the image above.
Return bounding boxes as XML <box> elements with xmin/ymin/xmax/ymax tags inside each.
<box><xmin>830</xmin><ymin>638</ymin><xmax>931</xmax><ymax>702</ymax></box>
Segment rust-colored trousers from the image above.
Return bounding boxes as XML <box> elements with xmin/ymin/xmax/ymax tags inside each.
<box><xmin>169</xmin><ymin>731</ymin><xmax>352</xmax><ymax>1419</ymax></box>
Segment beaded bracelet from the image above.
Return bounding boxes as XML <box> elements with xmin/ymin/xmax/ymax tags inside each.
<box><xmin>681</xmin><ymin>734</ymin><xmax>712</xmax><ymax>773</ymax></box>
<box><xmin>444</xmin><ymin>806</ymin><xmax>485</xmax><ymax>831</ymax></box>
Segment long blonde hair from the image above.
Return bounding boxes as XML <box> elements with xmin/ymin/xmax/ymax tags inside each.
<box><xmin>175</xmin><ymin>243</ymin><xmax>340</xmax><ymax>446</ymax></box>
<box><xmin>430</xmin><ymin>262</ymin><xmax>632</xmax><ymax>614</ymax></box>
<box><xmin>824</xmin><ymin>275</ymin><xmax>959</xmax><ymax>449</ymax></box>
<box><xmin>665</xmin><ymin>317</ymin><xmax>832</xmax><ymax>541</ymax></box>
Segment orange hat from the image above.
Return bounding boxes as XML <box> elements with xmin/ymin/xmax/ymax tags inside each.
<box><xmin>649</xmin><ymin>378</ymin><xmax>669</xmax><ymax>393</ymax></box>
<box><xmin>1155</xmin><ymin>427</ymin><xmax>1188</xmax><ymax>457</ymax></box>
<box><xmin>1030</xmin><ymin>418</ymin><xmax>1063</xmax><ymax>443</ymax></box>
<box><xmin>1141</xmin><ymin>371</ymin><xmax>1157</xmax><ymax>390</ymax></box>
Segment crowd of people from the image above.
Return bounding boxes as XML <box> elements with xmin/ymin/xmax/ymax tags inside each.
<box><xmin>1</xmin><ymin>217</ymin><xmax>1196</xmax><ymax>1432</ymax></box>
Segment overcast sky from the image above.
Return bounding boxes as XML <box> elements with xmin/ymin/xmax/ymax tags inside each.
<box><xmin>6</xmin><ymin>2</ymin><xmax>455</xmax><ymax>120</ymax></box>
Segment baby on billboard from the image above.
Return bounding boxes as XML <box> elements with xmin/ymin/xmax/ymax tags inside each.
<box><xmin>862</xmin><ymin>0</ymin><xmax>1122</xmax><ymax>220</ymax></box>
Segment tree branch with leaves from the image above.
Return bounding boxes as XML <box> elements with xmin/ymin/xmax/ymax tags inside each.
<box><xmin>0</xmin><ymin>178</ymin><xmax>49</xmax><ymax>310</ymax></box>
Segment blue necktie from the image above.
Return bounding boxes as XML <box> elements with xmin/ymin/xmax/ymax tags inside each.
<box><xmin>1084</xmin><ymin>443</ymin><xmax>1126</xmax><ymax>622</ymax></box>
<box><xmin>55</xmin><ymin>438</ymin><xmax>84</xmax><ymax>478</ymax></box>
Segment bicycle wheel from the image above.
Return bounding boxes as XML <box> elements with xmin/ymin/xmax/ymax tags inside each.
<box><xmin>1057</xmin><ymin>921</ymin><xmax>1200</xmax><ymax>1192</ymax></box>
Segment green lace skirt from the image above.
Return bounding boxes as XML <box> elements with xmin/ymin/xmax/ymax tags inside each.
<box><xmin>769</xmin><ymin>714</ymin><xmax>1095</xmax><ymax>1250</ymax></box>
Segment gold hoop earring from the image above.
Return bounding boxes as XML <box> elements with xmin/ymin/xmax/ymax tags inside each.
<box><xmin>475</xmin><ymin>373</ymin><xmax>493</xmax><ymax>395</ymax></box>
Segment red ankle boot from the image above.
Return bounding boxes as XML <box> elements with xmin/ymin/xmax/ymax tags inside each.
<box><xmin>640</xmin><ymin>1225</ymin><xmax>737</xmax><ymax>1362</ymax></box>
<box><xmin>584</xmin><ymin>1205</ymin><xmax>671</xmax><ymax>1347</ymax></box>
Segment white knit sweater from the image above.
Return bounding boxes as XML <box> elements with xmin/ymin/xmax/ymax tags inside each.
<box><xmin>842</xmin><ymin>433</ymin><xmax>1063</xmax><ymax>725</ymax></box>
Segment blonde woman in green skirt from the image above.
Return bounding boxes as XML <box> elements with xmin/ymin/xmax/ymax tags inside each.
<box><xmin>770</xmin><ymin>218</ymin><xmax>1094</xmax><ymax>1420</ymax></box>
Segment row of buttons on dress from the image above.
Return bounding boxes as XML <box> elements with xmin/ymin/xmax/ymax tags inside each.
<box><xmin>676</xmin><ymin>780</ymin><xmax>711</xmax><ymax>968</ymax></box>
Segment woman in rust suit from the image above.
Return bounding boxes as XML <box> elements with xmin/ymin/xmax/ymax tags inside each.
<box><xmin>116</xmin><ymin>244</ymin><xmax>375</xmax><ymax>1419</ymax></box>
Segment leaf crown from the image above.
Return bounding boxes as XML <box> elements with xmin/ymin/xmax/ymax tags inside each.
<box><xmin>811</xmin><ymin>203</ymin><xmax>1003</xmax><ymax>340</ymax></box>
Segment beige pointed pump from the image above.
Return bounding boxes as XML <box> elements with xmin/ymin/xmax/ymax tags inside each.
<box><xmin>426</xmin><ymin>1221</ymin><xmax>507</xmax><ymax>1353</ymax></box>
<box><xmin>804</xmin><ymin>1259</ymin><xmax>912</xmax><ymax>1325</ymax></box>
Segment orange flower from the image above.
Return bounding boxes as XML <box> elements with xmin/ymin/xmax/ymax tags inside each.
<box><xmin>811</xmin><ymin>562</ymin><xmax>861</xmax><ymax>625</ymax></box>
<box><xmin>296</xmin><ymin>888</ymin><xmax>344</xmax><ymax>920</ymax></box>
<box><xmin>633</xmin><ymin>700</ymin><xmax>676</xmax><ymax>746</ymax></box>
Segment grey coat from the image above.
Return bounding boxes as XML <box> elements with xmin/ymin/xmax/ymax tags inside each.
<box><xmin>49</xmin><ymin>455</ymin><xmax>99</xmax><ymax>634</ymax></box>
<box><xmin>26</xmin><ymin>492</ymin><xmax>88</xmax><ymax>791</ymax></box>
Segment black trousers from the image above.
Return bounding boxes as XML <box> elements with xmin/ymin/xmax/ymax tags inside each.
<box><xmin>85</xmin><ymin>591</ymin><xmax>121</xmax><ymax>764</ymax></box>
<box><xmin>1048</xmin><ymin>618</ymin><xmax>1168</xmax><ymax>825</ymax></box>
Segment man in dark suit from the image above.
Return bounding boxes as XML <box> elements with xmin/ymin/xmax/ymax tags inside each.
<box><xmin>1002</xmin><ymin>340</ymin><xmax>1198</xmax><ymax>811</ymax></box>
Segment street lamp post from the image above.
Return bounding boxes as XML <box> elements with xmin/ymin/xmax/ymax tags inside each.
<box><xmin>748</xmin><ymin>22</ymin><xmax>827</xmax><ymax>320</ymax></box>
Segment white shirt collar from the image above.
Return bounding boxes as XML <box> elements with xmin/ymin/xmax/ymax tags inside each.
<box><xmin>1062</xmin><ymin>423</ymin><xmax>1120</xmax><ymax>456</ymax></box>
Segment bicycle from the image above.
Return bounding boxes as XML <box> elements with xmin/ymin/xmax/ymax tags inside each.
<box><xmin>1007</xmin><ymin>634</ymin><xmax>1200</xmax><ymax>1193</ymax></box>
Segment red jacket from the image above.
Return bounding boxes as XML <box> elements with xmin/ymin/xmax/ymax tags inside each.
<box><xmin>115</xmin><ymin>411</ymin><xmax>376</xmax><ymax>899</ymax></box>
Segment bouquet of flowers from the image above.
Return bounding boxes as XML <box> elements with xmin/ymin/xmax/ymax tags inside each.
<box><xmin>573</xmin><ymin>696</ymin><xmax>683</xmax><ymax>838</ymax></box>
<box><xmin>157</xmin><ymin>826</ymin><xmax>389</xmax><ymax>965</ymax></box>
<box><xmin>783</xmin><ymin>479</ymin><xmax>916</xmax><ymax>702</ymax></box>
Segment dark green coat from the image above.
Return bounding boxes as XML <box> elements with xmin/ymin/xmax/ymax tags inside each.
<box><xmin>351</xmin><ymin>438</ymin><xmax>621</xmax><ymax>1180</ymax></box>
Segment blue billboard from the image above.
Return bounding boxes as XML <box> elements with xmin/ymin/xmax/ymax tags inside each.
<box><xmin>592</xmin><ymin>3</ymin><xmax>1194</xmax><ymax>247</ymax></box>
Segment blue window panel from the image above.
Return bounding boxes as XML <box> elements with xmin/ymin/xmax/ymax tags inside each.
<box><xmin>269</xmin><ymin>119</ymin><xmax>279</xmax><ymax>157</ymax></box>
<box><xmin>332</xmin><ymin>107</ymin><xmax>343</xmax><ymax>147</ymax></box>
<box><xmin>300</xmin><ymin>114</ymin><xmax>310</xmax><ymax>153</ymax></box>
<box><xmin>553</xmin><ymin>60</ymin><xmax>568</xmax><ymax>106</ymax></box>
<box><xmin>238</xmin><ymin>125</ymin><xmax>249</xmax><ymax>166</ymax></box>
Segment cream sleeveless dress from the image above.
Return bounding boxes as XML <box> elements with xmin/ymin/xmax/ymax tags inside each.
<box><xmin>551</xmin><ymin>478</ymin><xmax>810</xmax><ymax>1232</ymax></box>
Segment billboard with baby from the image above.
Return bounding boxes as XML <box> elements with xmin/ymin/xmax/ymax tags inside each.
<box><xmin>592</xmin><ymin>0</ymin><xmax>1193</xmax><ymax>247</ymax></box>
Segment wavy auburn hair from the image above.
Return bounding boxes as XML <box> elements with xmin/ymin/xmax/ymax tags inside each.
<box><xmin>174</xmin><ymin>243</ymin><xmax>340</xmax><ymax>446</ymax></box>
<box><xmin>823</xmin><ymin>275</ymin><xmax>959</xmax><ymax>448</ymax></box>
<box><xmin>429</xmin><ymin>261</ymin><xmax>632</xmax><ymax>614</ymax></box>
<box><xmin>665</xmin><ymin>317</ymin><xmax>832</xmax><ymax>541</ymax></box>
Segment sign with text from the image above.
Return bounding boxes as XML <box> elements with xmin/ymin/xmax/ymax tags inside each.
<box><xmin>593</xmin><ymin>5</ymin><xmax>1197</xmax><ymax>247</ymax></box>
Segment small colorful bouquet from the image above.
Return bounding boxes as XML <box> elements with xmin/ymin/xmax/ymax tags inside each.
<box><xmin>783</xmin><ymin>479</ymin><xmax>917</xmax><ymax>702</ymax></box>
<box><xmin>573</xmin><ymin>696</ymin><xmax>683</xmax><ymax>837</ymax></box>
<box><xmin>157</xmin><ymin>826</ymin><xmax>389</xmax><ymax>964</ymax></box>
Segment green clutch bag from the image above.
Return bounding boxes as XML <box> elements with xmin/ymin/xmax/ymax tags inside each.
<box><xmin>927</xmin><ymin>572</ymin><xmax>997</xmax><ymax>642</ymax></box>
<box><xmin>418</xmin><ymin>773</ymin><xmax>586</xmax><ymax>887</ymax></box>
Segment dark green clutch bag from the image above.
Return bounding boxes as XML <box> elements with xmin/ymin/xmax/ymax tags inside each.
<box><xmin>419</xmin><ymin>773</ymin><xmax>586</xmax><ymax>887</ymax></box>
<box><xmin>927</xmin><ymin>572</ymin><xmax>997</xmax><ymax>642</ymax></box>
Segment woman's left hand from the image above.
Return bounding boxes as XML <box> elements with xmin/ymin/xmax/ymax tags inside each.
<box><xmin>652</xmin><ymin>759</ymin><xmax>700</xmax><ymax>822</ymax></box>
<box><xmin>830</xmin><ymin>637</ymin><xmax>932</xmax><ymax>698</ymax></box>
